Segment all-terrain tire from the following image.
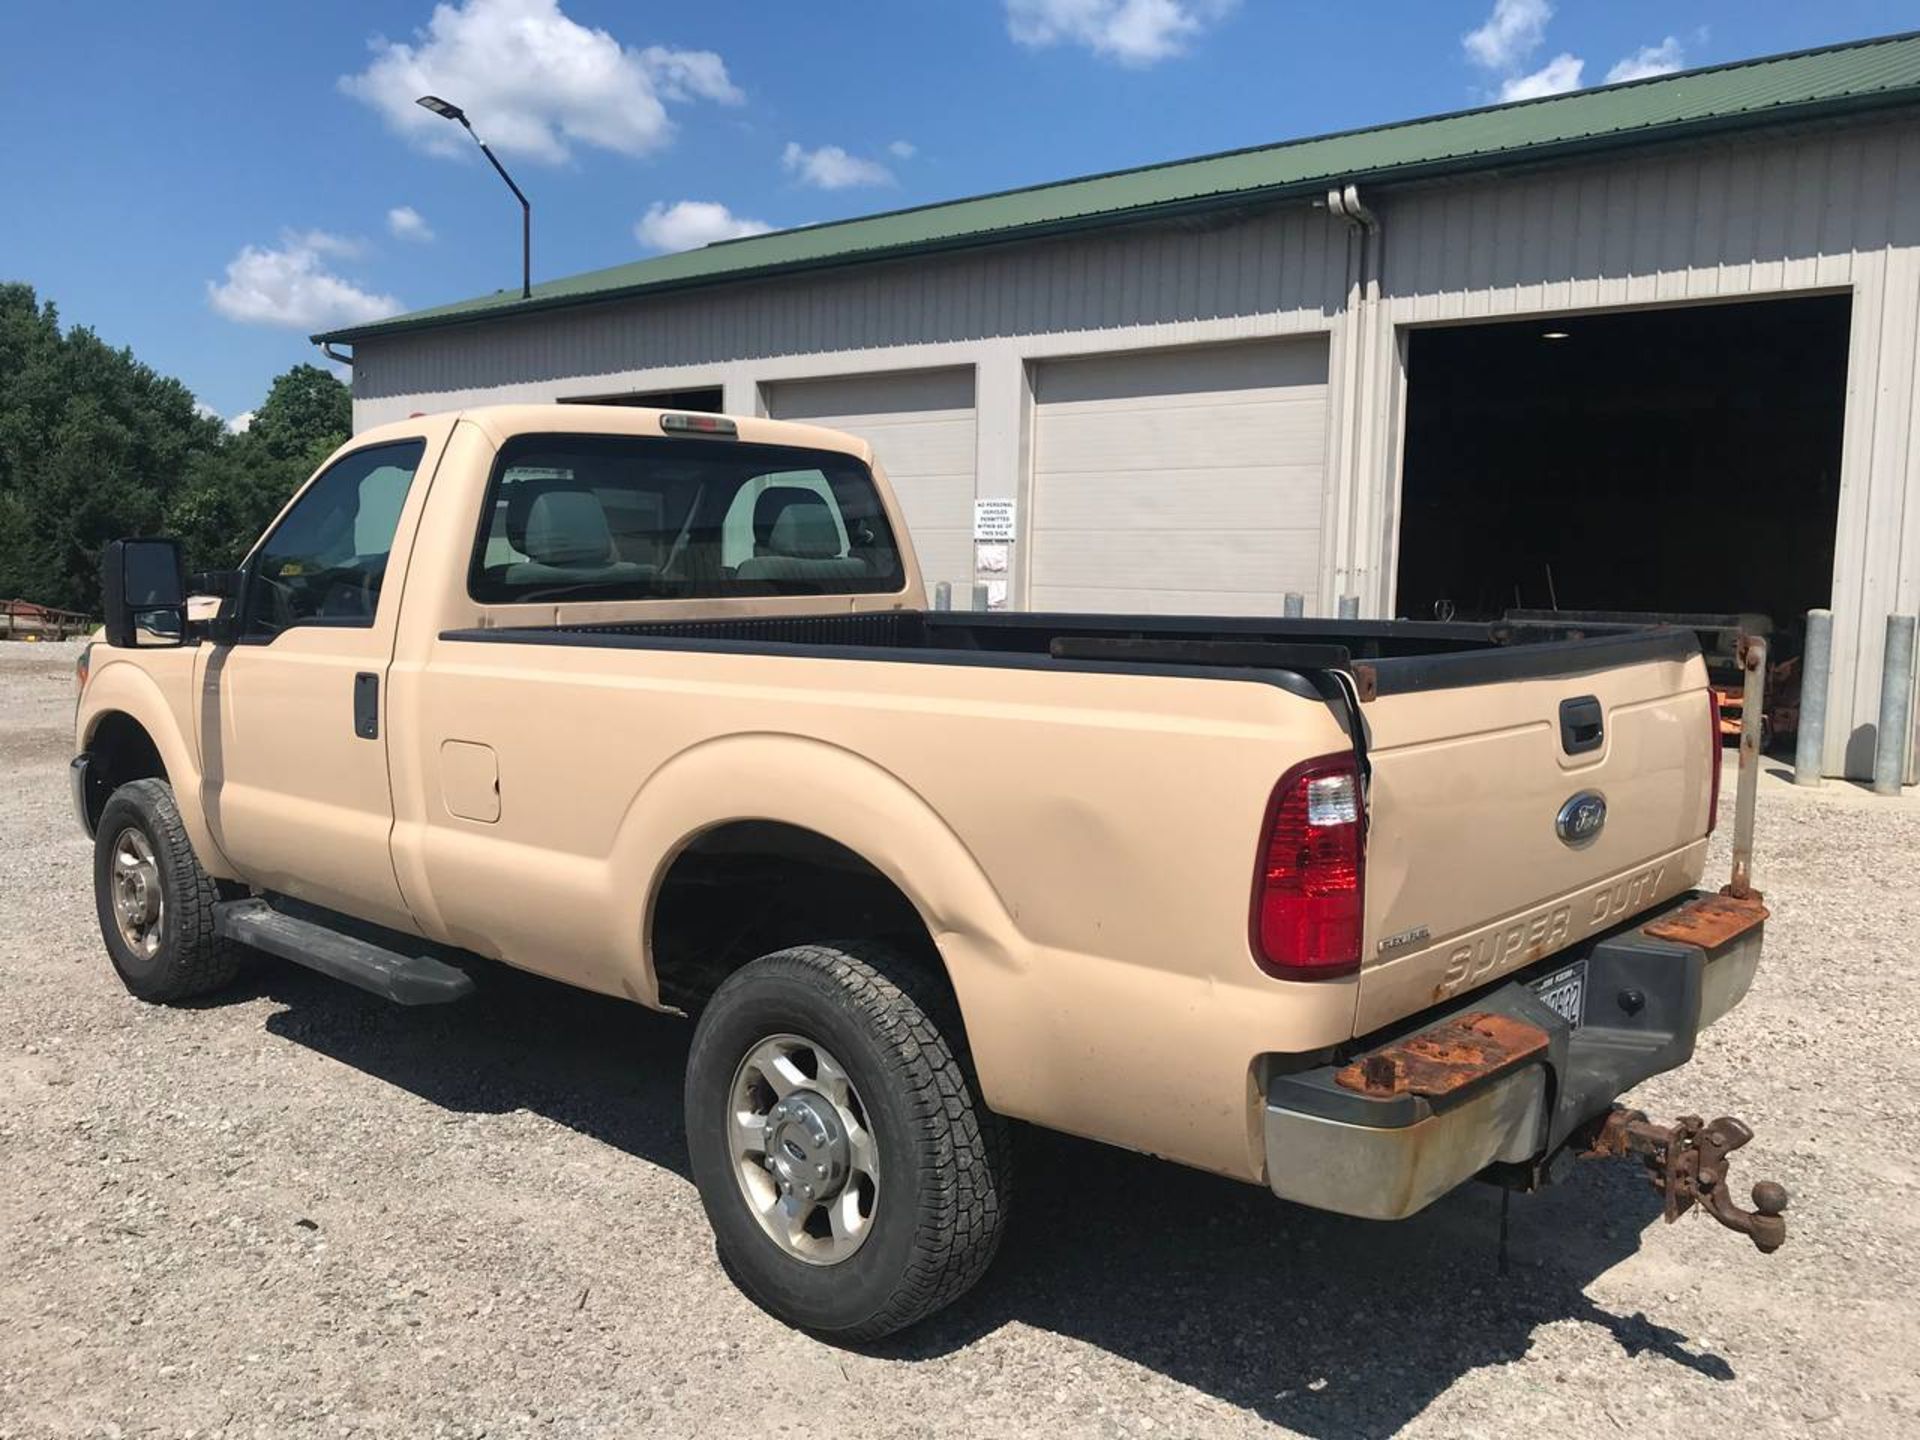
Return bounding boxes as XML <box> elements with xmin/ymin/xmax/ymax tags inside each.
<box><xmin>93</xmin><ymin>779</ymin><xmax>242</xmax><ymax>1003</ymax></box>
<box><xmin>685</xmin><ymin>943</ymin><xmax>1012</xmax><ymax>1341</ymax></box>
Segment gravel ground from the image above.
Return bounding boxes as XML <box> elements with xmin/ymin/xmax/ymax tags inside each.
<box><xmin>3</xmin><ymin>637</ymin><xmax>1917</xmax><ymax>1439</ymax></box>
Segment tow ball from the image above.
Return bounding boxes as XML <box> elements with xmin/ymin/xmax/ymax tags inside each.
<box><xmin>1578</xmin><ymin>1106</ymin><xmax>1790</xmax><ymax>1253</ymax></box>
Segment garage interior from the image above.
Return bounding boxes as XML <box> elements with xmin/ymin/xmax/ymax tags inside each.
<box><xmin>1394</xmin><ymin>295</ymin><xmax>1851</xmax><ymax>649</ymax></box>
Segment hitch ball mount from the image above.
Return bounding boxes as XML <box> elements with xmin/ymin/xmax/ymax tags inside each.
<box><xmin>1579</xmin><ymin>1106</ymin><xmax>1789</xmax><ymax>1253</ymax></box>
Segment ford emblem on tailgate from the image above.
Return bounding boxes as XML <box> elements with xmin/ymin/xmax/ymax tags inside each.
<box><xmin>1556</xmin><ymin>790</ymin><xmax>1607</xmax><ymax>847</ymax></box>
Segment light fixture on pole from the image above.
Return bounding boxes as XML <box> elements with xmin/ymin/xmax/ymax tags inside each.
<box><xmin>416</xmin><ymin>95</ymin><xmax>531</xmax><ymax>300</ymax></box>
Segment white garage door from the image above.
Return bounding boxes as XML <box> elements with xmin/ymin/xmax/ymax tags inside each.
<box><xmin>764</xmin><ymin>369</ymin><xmax>976</xmax><ymax>592</ymax></box>
<box><xmin>1029</xmin><ymin>340</ymin><xmax>1329</xmax><ymax>614</ymax></box>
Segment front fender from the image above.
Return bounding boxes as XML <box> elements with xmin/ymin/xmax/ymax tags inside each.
<box><xmin>80</xmin><ymin>650</ymin><xmax>238</xmax><ymax>878</ymax></box>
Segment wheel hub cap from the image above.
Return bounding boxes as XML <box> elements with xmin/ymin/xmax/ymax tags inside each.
<box><xmin>728</xmin><ymin>1034</ymin><xmax>879</xmax><ymax>1265</ymax></box>
<box><xmin>109</xmin><ymin>827</ymin><xmax>164</xmax><ymax>959</ymax></box>
<box><xmin>765</xmin><ymin>1091</ymin><xmax>851</xmax><ymax>1203</ymax></box>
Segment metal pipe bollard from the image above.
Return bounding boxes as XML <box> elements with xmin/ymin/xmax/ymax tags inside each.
<box><xmin>1728</xmin><ymin>634</ymin><xmax>1765</xmax><ymax>898</ymax></box>
<box><xmin>933</xmin><ymin>581</ymin><xmax>951</xmax><ymax>612</ymax></box>
<box><xmin>1872</xmin><ymin>614</ymin><xmax>1916</xmax><ymax>795</ymax></box>
<box><xmin>969</xmin><ymin>584</ymin><xmax>989</xmax><ymax>613</ymax></box>
<box><xmin>1283</xmin><ymin>593</ymin><xmax>1305</xmax><ymax>618</ymax></box>
<box><xmin>1337</xmin><ymin>595</ymin><xmax>1359</xmax><ymax>620</ymax></box>
<box><xmin>1792</xmin><ymin>608</ymin><xmax>1831</xmax><ymax>786</ymax></box>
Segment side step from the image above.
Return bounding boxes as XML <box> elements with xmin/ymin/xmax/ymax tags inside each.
<box><xmin>214</xmin><ymin>898</ymin><xmax>474</xmax><ymax>1005</ymax></box>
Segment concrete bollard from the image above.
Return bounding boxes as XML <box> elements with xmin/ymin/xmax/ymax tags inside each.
<box><xmin>1792</xmin><ymin>608</ymin><xmax>1831</xmax><ymax>786</ymax></box>
<box><xmin>1283</xmin><ymin>593</ymin><xmax>1305</xmax><ymax>618</ymax></box>
<box><xmin>1872</xmin><ymin>613</ymin><xmax>1916</xmax><ymax>795</ymax></box>
<box><xmin>969</xmin><ymin>584</ymin><xmax>988</xmax><ymax>613</ymax></box>
<box><xmin>1337</xmin><ymin>595</ymin><xmax>1360</xmax><ymax>620</ymax></box>
<box><xmin>933</xmin><ymin>581</ymin><xmax>951</xmax><ymax>611</ymax></box>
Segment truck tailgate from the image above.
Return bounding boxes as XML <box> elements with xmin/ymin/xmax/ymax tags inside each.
<box><xmin>1355</xmin><ymin>635</ymin><xmax>1714</xmax><ymax>1034</ymax></box>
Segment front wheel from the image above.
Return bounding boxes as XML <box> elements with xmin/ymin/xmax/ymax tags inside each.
<box><xmin>92</xmin><ymin>779</ymin><xmax>242</xmax><ymax>1003</ymax></box>
<box><xmin>684</xmin><ymin>944</ymin><xmax>1011</xmax><ymax>1341</ymax></box>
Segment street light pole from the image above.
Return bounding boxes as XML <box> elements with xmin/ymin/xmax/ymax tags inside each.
<box><xmin>416</xmin><ymin>95</ymin><xmax>530</xmax><ymax>300</ymax></box>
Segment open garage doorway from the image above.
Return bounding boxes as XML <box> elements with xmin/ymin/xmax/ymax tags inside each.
<box><xmin>1394</xmin><ymin>295</ymin><xmax>1850</xmax><ymax>641</ymax></box>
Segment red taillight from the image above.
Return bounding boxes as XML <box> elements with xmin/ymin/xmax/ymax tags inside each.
<box><xmin>1250</xmin><ymin>753</ymin><xmax>1365</xmax><ymax>980</ymax></box>
<box><xmin>1705</xmin><ymin>689</ymin><xmax>1722</xmax><ymax>833</ymax></box>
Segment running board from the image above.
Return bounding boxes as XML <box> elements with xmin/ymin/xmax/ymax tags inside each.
<box><xmin>214</xmin><ymin>898</ymin><xmax>474</xmax><ymax>1005</ymax></box>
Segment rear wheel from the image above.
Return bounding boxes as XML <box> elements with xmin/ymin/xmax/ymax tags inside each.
<box><xmin>685</xmin><ymin>943</ymin><xmax>1011</xmax><ymax>1341</ymax></box>
<box><xmin>93</xmin><ymin>779</ymin><xmax>242</xmax><ymax>1003</ymax></box>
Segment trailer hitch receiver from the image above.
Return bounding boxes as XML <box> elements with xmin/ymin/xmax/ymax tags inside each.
<box><xmin>1580</xmin><ymin>1107</ymin><xmax>1789</xmax><ymax>1253</ymax></box>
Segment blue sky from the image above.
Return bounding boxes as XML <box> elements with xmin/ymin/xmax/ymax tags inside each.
<box><xmin>2</xmin><ymin>1</ymin><xmax>1913</xmax><ymax>425</ymax></box>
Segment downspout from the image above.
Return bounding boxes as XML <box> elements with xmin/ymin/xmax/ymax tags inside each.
<box><xmin>1325</xmin><ymin>183</ymin><xmax>1382</xmax><ymax>616</ymax></box>
<box><xmin>318</xmin><ymin>342</ymin><xmax>354</xmax><ymax>368</ymax></box>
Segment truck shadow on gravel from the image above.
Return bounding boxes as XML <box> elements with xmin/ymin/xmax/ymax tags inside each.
<box><xmin>240</xmin><ymin>957</ymin><xmax>1731</xmax><ymax>1440</ymax></box>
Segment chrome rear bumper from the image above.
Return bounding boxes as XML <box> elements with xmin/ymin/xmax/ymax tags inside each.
<box><xmin>1263</xmin><ymin>891</ymin><xmax>1765</xmax><ymax>1220</ymax></box>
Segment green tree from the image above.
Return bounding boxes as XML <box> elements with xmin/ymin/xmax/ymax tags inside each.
<box><xmin>0</xmin><ymin>283</ymin><xmax>351</xmax><ymax>604</ymax></box>
<box><xmin>247</xmin><ymin>363</ymin><xmax>352</xmax><ymax>468</ymax></box>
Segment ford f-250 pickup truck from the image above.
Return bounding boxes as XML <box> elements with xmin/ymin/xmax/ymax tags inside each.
<box><xmin>73</xmin><ymin>404</ymin><xmax>1788</xmax><ymax>1340</ymax></box>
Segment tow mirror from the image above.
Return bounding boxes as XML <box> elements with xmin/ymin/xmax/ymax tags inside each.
<box><xmin>188</xmin><ymin>568</ymin><xmax>244</xmax><ymax>644</ymax></box>
<box><xmin>101</xmin><ymin>538</ymin><xmax>189</xmax><ymax>648</ymax></box>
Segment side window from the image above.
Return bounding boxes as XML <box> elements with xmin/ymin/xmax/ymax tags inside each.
<box><xmin>242</xmin><ymin>441</ymin><xmax>426</xmax><ymax>639</ymax></box>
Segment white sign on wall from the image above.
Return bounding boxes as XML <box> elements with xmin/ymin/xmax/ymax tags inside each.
<box><xmin>973</xmin><ymin>498</ymin><xmax>1018</xmax><ymax>542</ymax></box>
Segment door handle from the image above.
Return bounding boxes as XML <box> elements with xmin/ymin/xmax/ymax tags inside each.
<box><xmin>353</xmin><ymin>673</ymin><xmax>379</xmax><ymax>740</ymax></box>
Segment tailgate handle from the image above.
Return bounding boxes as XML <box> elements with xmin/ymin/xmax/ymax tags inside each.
<box><xmin>1559</xmin><ymin>696</ymin><xmax>1604</xmax><ymax>755</ymax></box>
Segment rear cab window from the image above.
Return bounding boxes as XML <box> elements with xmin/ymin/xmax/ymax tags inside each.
<box><xmin>469</xmin><ymin>434</ymin><xmax>904</xmax><ymax>604</ymax></box>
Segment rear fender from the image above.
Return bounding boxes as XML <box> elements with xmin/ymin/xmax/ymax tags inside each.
<box><xmin>612</xmin><ymin>734</ymin><xmax>1031</xmax><ymax>1097</ymax></box>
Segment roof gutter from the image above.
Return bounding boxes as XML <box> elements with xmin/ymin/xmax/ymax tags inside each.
<box><xmin>311</xmin><ymin>88</ymin><xmax>1920</xmax><ymax>348</ymax></box>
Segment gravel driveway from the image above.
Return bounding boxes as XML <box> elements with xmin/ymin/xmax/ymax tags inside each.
<box><xmin>4</xmin><ymin>638</ymin><xmax>1917</xmax><ymax>1438</ymax></box>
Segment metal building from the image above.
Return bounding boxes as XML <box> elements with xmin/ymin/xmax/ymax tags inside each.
<box><xmin>318</xmin><ymin>34</ymin><xmax>1920</xmax><ymax>778</ymax></box>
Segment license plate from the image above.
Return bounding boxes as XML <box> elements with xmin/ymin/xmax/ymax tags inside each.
<box><xmin>1528</xmin><ymin>959</ymin><xmax>1587</xmax><ymax>1029</ymax></box>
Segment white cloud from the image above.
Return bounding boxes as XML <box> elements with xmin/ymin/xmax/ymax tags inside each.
<box><xmin>1500</xmin><ymin>52</ymin><xmax>1583</xmax><ymax>100</ymax></box>
<box><xmin>207</xmin><ymin>232</ymin><xmax>402</xmax><ymax>330</ymax></box>
<box><xmin>1463</xmin><ymin>0</ymin><xmax>1551</xmax><ymax>71</ymax></box>
<box><xmin>192</xmin><ymin>401</ymin><xmax>257</xmax><ymax>434</ymax></box>
<box><xmin>387</xmin><ymin>205</ymin><xmax>435</xmax><ymax>242</ymax></box>
<box><xmin>1005</xmin><ymin>0</ymin><xmax>1237</xmax><ymax>67</ymax></box>
<box><xmin>781</xmin><ymin>141</ymin><xmax>894</xmax><ymax>190</ymax></box>
<box><xmin>339</xmin><ymin>0</ymin><xmax>740</xmax><ymax>164</ymax></box>
<box><xmin>634</xmin><ymin>200</ymin><xmax>771</xmax><ymax>252</ymax></box>
<box><xmin>638</xmin><ymin>44</ymin><xmax>744</xmax><ymax>104</ymax></box>
<box><xmin>1606</xmin><ymin>36</ymin><xmax>1685</xmax><ymax>84</ymax></box>
<box><xmin>887</xmin><ymin>139</ymin><xmax>917</xmax><ymax>160</ymax></box>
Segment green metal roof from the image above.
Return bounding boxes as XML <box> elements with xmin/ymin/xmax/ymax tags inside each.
<box><xmin>317</xmin><ymin>31</ymin><xmax>1920</xmax><ymax>345</ymax></box>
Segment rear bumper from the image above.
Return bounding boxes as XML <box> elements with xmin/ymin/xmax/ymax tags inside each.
<box><xmin>1262</xmin><ymin>890</ymin><xmax>1765</xmax><ymax>1220</ymax></box>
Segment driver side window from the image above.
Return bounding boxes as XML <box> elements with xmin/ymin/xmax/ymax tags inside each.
<box><xmin>242</xmin><ymin>440</ymin><xmax>426</xmax><ymax>639</ymax></box>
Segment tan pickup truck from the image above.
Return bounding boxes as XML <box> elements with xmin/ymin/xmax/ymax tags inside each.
<box><xmin>72</xmin><ymin>404</ymin><xmax>1786</xmax><ymax>1339</ymax></box>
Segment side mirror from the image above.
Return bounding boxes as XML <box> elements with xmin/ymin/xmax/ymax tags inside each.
<box><xmin>101</xmin><ymin>538</ymin><xmax>190</xmax><ymax>648</ymax></box>
<box><xmin>188</xmin><ymin>568</ymin><xmax>244</xmax><ymax>644</ymax></box>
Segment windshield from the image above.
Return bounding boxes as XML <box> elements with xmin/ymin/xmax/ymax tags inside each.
<box><xmin>469</xmin><ymin>433</ymin><xmax>905</xmax><ymax>604</ymax></box>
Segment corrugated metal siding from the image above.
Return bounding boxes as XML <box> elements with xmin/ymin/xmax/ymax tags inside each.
<box><xmin>350</xmin><ymin>206</ymin><xmax>1347</xmax><ymax>407</ymax></box>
